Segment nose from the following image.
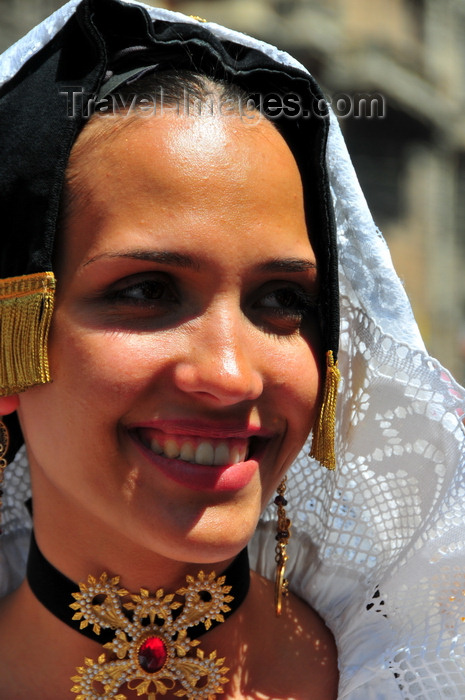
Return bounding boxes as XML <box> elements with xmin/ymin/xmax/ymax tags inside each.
<box><xmin>173</xmin><ymin>308</ymin><xmax>264</xmax><ymax>406</ymax></box>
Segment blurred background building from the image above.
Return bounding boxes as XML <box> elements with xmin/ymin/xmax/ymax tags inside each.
<box><xmin>1</xmin><ymin>0</ymin><xmax>464</xmax><ymax>381</ymax></box>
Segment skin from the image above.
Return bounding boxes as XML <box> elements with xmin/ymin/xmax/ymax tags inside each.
<box><xmin>0</xmin><ymin>111</ymin><xmax>337</xmax><ymax>698</ymax></box>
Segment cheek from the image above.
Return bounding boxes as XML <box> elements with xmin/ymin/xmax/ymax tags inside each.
<box><xmin>267</xmin><ymin>340</ymin><xmax>321</xmax><ymax>446</ymax></box>
<box><xmin>280</xmin><ymin>331</ymin><xmax>321</xmax><ymax>401</ymax></box>
<box><xmin>257</xmin><ymin>342</ymin><xmax>320</xmax><ymax>509</ymax></box>
<box><xmin>48</xmin><ymin>319</ymin><xmax>167</xmax><ymax>403</ymax></box>
<box><xmin>18</xmin><ymin>327</ymin><xmax>148</xmax><ymax>462</ymax></box>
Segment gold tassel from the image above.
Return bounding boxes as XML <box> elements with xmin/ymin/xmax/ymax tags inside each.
<box><xmin>0</xmin><ymin>272</ymin><xmax>56</xmax><ymax>397</ymax></box>
<box><xmin>310</xmin><ymin>350</ymin><xmax>341</xmax><ymax>470</ymax></box>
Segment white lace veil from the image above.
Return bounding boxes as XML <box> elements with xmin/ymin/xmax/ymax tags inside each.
<box><xmin>1</xmin><ymin>2</ymin><xmax>465</xmax><ymax>698</ymax></box>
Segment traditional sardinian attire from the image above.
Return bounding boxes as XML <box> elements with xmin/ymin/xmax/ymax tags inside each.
<box><xmin>0</xmin><ymin>2</ymin><xmax>464</xmax><ymax>698</ymax></box>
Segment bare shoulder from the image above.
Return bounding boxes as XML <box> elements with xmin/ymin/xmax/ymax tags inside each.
<box><xmin>233</xmin><ymin>572</ymin><xmax>339</xmax><ymax>700</ymax></box>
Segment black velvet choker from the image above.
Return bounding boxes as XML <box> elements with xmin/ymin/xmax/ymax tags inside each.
<box><xmin>26</xmin><ymin>531</ymin><xmax>250</xmax><ymax>698</ymax></box>
<box><xmin>27</xmin><ymin>531</ymin><xmax>250</xmax><ymax>644</ymax></box>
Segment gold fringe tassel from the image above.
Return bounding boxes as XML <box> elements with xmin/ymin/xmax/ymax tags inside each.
<box><xmin>310</xmin><ymin>350</ymin><xmax>341</xmax><ymax>470</ymax></box>
<box><xmin>0</xmin><ymin>272</ymin><xmax>56</xmax><ymax>397</ymax></box>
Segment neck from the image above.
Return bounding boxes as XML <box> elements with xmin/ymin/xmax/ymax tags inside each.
<box><xmin>29</xmin><ymin>482</ymin><xmax>247</xmax><ymax>591</ymax></box>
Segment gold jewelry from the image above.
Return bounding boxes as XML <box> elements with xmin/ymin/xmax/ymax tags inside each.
<box><xmin>0</xmin><ymin>271</ymin><xmax>55</xmax><ymax>397</ymax></box>
<box><xmin>27</xmin><ymin>534</ymin><xmax>249</xmax><ymax>699</ymax></box>
<box><xmin>274</xmin><ymin>477</ymin><xmax>291</xmax><ymax>616</ymax></box>
<box><xmin>0</xmin><ymin>417</ymin><xmax>9</xmax><ymax>535</ymax></box>
<box><xmin>310</xmin><ymin>349</ymin><xmax>341</xmax><ymax>470</ymax></box>
<box><xmin>70</xmin><ymin>570</ymin><xmax>233</xmax><ymax>699</ymax></box>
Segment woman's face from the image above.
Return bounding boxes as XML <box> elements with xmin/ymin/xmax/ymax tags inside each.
<box><xmin>17</xmin><ymin>111</ymin><xmax>321</xmax><ymax>572</ymax></box>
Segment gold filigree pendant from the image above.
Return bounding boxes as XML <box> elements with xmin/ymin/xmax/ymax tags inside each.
<box><xmin>70</xmin><ymin>570</ymin><xmax>233</xmax><ymax>700</ymax></box>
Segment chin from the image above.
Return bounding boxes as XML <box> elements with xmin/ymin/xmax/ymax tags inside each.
<box><xmin>131</xmin><ymin>506</ymin><xmax>257</xmax><ymax>567</ymax></box>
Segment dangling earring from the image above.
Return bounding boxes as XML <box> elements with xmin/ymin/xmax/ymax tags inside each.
<box><xmin>274</xmin><ymin>476</ymin><xmax>291</xmax><ymax>616</ymax></box>
<box><xmin>0</xmin><ymin>418</ymin><xmax>9</xmax><ymax>536</ymax></box>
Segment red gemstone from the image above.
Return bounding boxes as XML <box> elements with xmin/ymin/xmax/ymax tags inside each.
<box><xmin>138</xmin><ymin>637</ymin><xmax>167</xmax><ymax>673</ymax></box>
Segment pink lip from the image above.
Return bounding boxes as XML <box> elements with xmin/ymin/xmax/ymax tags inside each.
<box><xmin>128</xmin><ymin>423</ymin><xmax>270</xmax><ymax>492</ymax></box>
<box><xmin>130</xmin><ymin>419</ymin><xmax>274</xmax><ymax>439</ymax></box>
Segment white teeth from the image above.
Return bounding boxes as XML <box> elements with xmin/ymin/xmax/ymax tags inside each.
<box><xmin>164</xmin><ymin>439</ymin><xmax>180</xmax><ymax>459</ymax></box>
<box><xmin>195</xmin><ymin>441</ymin><xmax>215</xmax><ymax>465</ymax></box>
<box><xmin>147</xmin><ymin>435</ymin><xmax>250</xmax><ymax>466</ymax></box>
<box><xmin>214</xmin><ymin>443</ymin><xmax>230</xmax><ymax>466</ymax></box>
<box><xmin>150</xmin><ymin>438</ymin><xmax>163</xmax><ymax>455</ymax></box>
<box><xmin>230</xmin><ymin>446</ymin><xmax>241</xmax><ymax>464</ymax></box>
<box><xmin>179</xmin><ymin>441</ymin><xmax>195</xmax><ymax>462</ymax></box>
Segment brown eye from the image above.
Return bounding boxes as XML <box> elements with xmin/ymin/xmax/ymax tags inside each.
<box><xmin>105</xmin><ymin>277</ymin><xmax>178</xmax><ymax>305</ymax></box>
<box><xmin>252</xmin><ymin>286</ymin><xmax>318</xmax><ymax>335</ymax></box>
<box><xmin>258</xmin><ymin>287</ymin><xmax>317</xmax><ymax>316</ymax></box>
<box><xmin>118</xmin><ymin>281</ymin><xmax>166</xmax><ymax>301</ymax></box>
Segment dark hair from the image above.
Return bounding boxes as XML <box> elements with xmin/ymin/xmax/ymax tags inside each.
<box><xmin>90</xmin><ymin>69</ymin><xmax>257</xmax><ymax>122</ymax></box>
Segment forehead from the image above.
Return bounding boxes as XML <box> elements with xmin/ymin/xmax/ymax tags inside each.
<box><xmin>61</xmin><ymin>112</ymin><xmax>313</xmax><ymax>269</ymax></box>
<box><xmin>69</xmin><ymin>111</ymin><xmax>300</xmax><ymax>187</ymax></box>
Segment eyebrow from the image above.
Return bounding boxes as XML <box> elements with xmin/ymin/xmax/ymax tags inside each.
<box><xmin>259</xmin><ymin>258</ymin><xmax>317</xmax><ymax>273</ymax></box>
<box><xmin>83</xmin><ymin>250</ymin><xmax>317</xmax><ymax>274</ymax></box>
<box><xmin>84</xmin><ymin>250</ymin><xmax>201</xmax><ymax>270</ymax></box>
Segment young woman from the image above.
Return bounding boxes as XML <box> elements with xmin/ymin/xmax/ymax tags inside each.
<box><xmin>0</xmin><ymin>1</ymin><xmax>464</xmax><ymax>698</ymax></box>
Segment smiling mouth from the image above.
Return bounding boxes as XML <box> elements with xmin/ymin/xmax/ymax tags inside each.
<box><xmin>135</xmin><ymin>430</ymin><xmax>260</xmax><ymax>467</ymax></box>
